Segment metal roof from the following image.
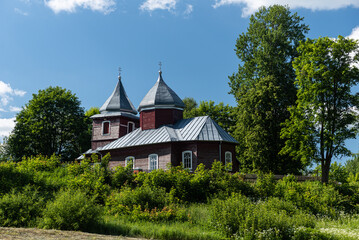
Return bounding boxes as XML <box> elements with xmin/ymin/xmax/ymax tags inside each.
<box><xmin>138</xmin><ymin>71</ymin><xmax>185</xmax><ymax>112</ymax></box>
<box><xmin>100</xmin><ymin>116</ymin><xmax>238</xmax><ymax>151</ymax></box>
<box><xmin>99</xmin><ymin>77</ymin><xmax>137</xmax><ymax>115</ymax></box>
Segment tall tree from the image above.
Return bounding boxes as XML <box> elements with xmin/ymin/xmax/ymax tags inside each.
<box><xmin>7</xmin><ymin>86</ymin><xmax>89</xmax><ymax>161</ymax></box>
<box><xmin>229</xmin><ymin>5</ymin><xmax>309</xmax><ymax>174</ymax></box>
<box><xmin>281</xmin><ymin>36</ymin><xmax>359</xmax><ymax>183</ymax></box>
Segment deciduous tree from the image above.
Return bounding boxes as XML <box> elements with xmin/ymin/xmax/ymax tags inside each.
<box><xmin>281</xmin><ymin>36</ymin><xmax>359</xmax><ymax>183</ymax></box>
<box><xmin>7</xmin><ymin>86</ymin><xmax>89</xmax><ymax>161</ymax></box>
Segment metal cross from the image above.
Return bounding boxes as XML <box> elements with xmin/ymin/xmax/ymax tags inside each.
<box><xmin>159</xmin><ymin>62</ymin><xmax>162</xmax><ymax>71</ymax></box>
<box><xmin>118</xmin><ymin>66</ymin><xmax>122</xmax><ymax>77</ymax></box>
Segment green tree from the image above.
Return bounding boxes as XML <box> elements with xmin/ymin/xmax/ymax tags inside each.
<box><xmin>281</xmin><ymin>36</ymin><xmax>359</xmax><ymax>183</ymax></box>
<box><xmin>7</xmin><ymin>86</ymin><xmax>89</xmax><ymax>161</ymax></box>
<box><xmin>229</xmin><ymin>5</ymin><xmax>309</xmax><ymax>174</ymax></box>
<box><xmin>183</xmin><ymin>97</ymin><xmax>198</xmax><ymax>119</ymax></box>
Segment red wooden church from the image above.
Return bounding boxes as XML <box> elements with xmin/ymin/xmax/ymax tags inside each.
<box><xmin>80</xmin><ymin>70</ymin><xmax>239</xmax><ymax>172</ymax></box>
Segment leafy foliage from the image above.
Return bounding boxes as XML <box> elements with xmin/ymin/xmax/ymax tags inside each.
<box><xmin>229</xmin><ymin>5</ymin><xmax>309</xmax><ymax>174</ymax></box>
<box><xmin>281</xmin><ymin>36</ymin><xmax>359</xmax><ymax>182</ymax></box>
<box><xmin>7</xmin><ymin>86</ymin><xmax>89</xmax><ymax>161</ymax></box>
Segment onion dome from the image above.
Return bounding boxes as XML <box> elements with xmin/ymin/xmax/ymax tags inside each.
<box><xmin>99</xmin><ymin>76</ymin><xmax>137</xmax><ymax>115</ymax></box>
<box><xmin>138</xmin><ymin>71</ymin><xmax>185</xmax><ymax>112</ymax></box>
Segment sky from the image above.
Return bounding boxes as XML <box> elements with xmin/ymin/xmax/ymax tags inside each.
<box><xmin>0</xmin><ymin>0</ymin><xmax>358</xmax><ymax>161</ymax></box>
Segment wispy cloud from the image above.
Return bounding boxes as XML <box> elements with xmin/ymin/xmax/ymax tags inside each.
<box><xmin>9</xmin><ymin>106</ymin><xmax>22</xmax><ymax>112</ymax></box>
<box><xmin>14</xmin><ymin>8</ymin><xmax>29</xmax><ymax>16</ymax></box>
<box><xmin>0</xmin><ymin>81</ymin><xmax>26</xmax><ymax>109</ymax></box>
<box><xmin>213</xmin><ymin>0</ymin><xmax>359</xmax><ymax>17</ymax></box>
<box><xmin>184</xmin><ymin>4</ymin><xmax>193</xmax><ymax>16</ymax></box>
<box><xmin>0</xmin><ymin>118</ymin><xmax>15</xmax><ymax>138</ymax></box>
<box><xmin>45</xmin><ymin>0</ymin><xmax>116</xmax><ymax>14</ymax></box>
<box><xmin>140</xmin><ymin>0</ymin><xmax>177</xmax><ymax>12</ymax></box>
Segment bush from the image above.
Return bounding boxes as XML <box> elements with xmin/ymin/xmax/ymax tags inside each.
<box><xmin>0</xmin><ymin>186</ymin><xmax>45</xmax><ymax>227</ymax></box>
<box><xmin>41</xmin><ymin>188</ymin><xmax>100</xmax><ymax>231</ymax></box>
<box><xmin>106</xmin><ymin>185</ymin><xmax>167</xmax><ymax>212</ymax></box>
<box><xmin>17</xmin><ymin>154</ymin><xmax>61</xmax><ymax>173</ymax></box>
<box><xmin>111</xmin><ymin>163</ymin><xmax>135</xmax><ymax>189</ymax></box>
<box><xmin>209</xmin><ymin>193</ymin><xmax>316</xmax><ymax>239</ymax></box>
<box><xmin>0</xmin><ymin>161</ymin><xmax>34</xmax><ymax>195</ymax></box>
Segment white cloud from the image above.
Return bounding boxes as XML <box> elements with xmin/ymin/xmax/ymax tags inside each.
<box><xmin>213</xmin><ymin>0</ymin><xmax>359</xmax><ymax>17</ymax></box>
<box><xmin>0</xmin><ymin>81</ymin><xmax>26</xmax><ymax>109</ymax></box>
<box><xmin>348</xmin><ymin>26</ymin><xmax>359</xmax><ymax>40</ymax></box>
<box><xmin>0</xmin><ymin>118</ymin><xmax>15</xmax><ymax>138</ymax></box>
<box><xmin>45</xmin><ymin>0</ymin><xmax>116</xmax><ymax>14</ymax></box>
<box><xmin>184</xmin><ymin>4</ymin><xmax>193</xmax><ymax>15</ymax></box>
<box><xmin>140</xmin><ymin>0</ymin><xmax>177</xmax><ymax>12</ymax></box>
<box><xmin>14</xmin><ymin>8</ymin><xmax>29</xmax><ymax>16</ymax></box>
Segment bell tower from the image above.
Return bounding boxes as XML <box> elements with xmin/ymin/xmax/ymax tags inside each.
<box><xmin>91</xmin><ymin>71</ymin><xmax>139</xmax><ymax>149</ymax></box>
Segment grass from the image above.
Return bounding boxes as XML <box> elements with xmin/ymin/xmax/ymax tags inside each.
<box><xmin>316</xmin><ymin>214</ymin><xmax>359</xmax><ymax>240</ymax></box>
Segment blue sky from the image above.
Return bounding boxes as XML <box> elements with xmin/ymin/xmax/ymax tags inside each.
<box><xmin>0</xmin><ymin>0</ymin><xmax>358</xmax><ymax>161</ymax></box>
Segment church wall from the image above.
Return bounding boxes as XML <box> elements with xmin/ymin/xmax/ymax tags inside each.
<box><xmin>140</xmin><ymin>109</ymin><xmax>183</xmax><ymax>130</ymax></box>
<box><xmin>104</xmin><ymin>143</ymin><xmax>172</xmax><ymax>170</ymax></box>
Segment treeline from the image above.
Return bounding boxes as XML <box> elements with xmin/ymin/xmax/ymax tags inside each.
<box><xmin>1</xmin><ymin>154</ymin><xmax>359</xmax><ymax>239</ymax></box>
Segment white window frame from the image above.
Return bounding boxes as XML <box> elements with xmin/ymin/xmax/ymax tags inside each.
<box><xmin>182</xmin><ymin>151</ymin><xmax>192</xmax><ymax>170</ymax></box>
<box><xmin>127</xmin><ymin>121</ymin><xmax>135</xmax><ymax>133</ymax></box>
<box><xmin>225</xmin><ymin>151</ymin><xmax>232</xmax><ymax>171</ymax></box>
<box><xmin>148</xmin><ymin>154</ymin><xmax>158</xmax><ymax>171</ymax></box>
<box><xmin>102</xmin><ymin>121</ymin><xmax>111</xmax><ymax>135</ymax></box>
<box><xmin>125</xmin><ymin>156</ymin><xmax>135</xmax><ymax>169</ymax></box>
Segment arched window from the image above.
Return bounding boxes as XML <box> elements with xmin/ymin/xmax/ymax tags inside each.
<box><xmin>125</xmin><ymin>156</ymin><xmax>135</xmax><ymax>169</ymax></box>
<box><xmin>128</xmin><ymin>121</ymin><xmax>135</xmax><ymax>133</ymax></box>
<box><xmin>225</xmin><ymin>151</ymin><xmax>232</xmax><ymax>171</ymax></box>
<box><xmin>182</xmin><ymin>151</ymin><xmax>192</xmax><ymax>170</ymax></box>
<box><xmin>102</xmin><ymin>121</ymin><xmax>110</xmax><ymax>135</ymax></box>
<box><xmin>148</xmin><ymin>154</ymin><xmax>158</xmax><ymax>171</ymax></box>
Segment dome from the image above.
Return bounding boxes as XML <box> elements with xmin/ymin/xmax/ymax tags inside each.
<box><xmin>138</xmin><ymin>71</ymin><xmax>185</xmax><ymax>112</ymax></box>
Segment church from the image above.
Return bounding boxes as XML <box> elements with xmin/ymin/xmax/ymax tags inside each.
<box><xmin>80</xmin><ymin>69</ymin><xmax>239</xmax><ymax>172</ymax></box>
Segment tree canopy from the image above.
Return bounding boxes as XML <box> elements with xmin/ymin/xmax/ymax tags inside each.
<box><xmin>281</xmin><ymin>36</ymin><xmax>359</xmax><ymax>183</ymax></box>
<box><xmin>229</xmin><ymin>5</ymin><xmax>309</xmax><ymax>174</ymax></box>
<box><xmin>7</xmin><ymin>86</ymin><xmax>89</xmax><ymax>161</ymax></box>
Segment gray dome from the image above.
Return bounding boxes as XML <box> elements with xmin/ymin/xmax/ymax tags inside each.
<box><xmin>138</xmin><ymin>71</ymin><xmax>185</xmax><ymax>112</ymax></box>
<box><xmin>100</xmin><ymin>77</ymin><xmax>137</xmax><ymax>115</ymax></box>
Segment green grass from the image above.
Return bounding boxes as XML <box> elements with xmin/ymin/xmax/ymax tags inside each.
<box><xmin>92</xmin><ymin>215</ymin><xmax>227</xmax><ymax>240</ymax></box>
<box><xmin>316</xmin><ymin>214</ymin><xmax>359</xmax><ymax>240</ymax></box>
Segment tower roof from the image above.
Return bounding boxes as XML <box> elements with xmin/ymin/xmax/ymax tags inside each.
<box><xmin>99</xmin><ymin>77</ymin><xmax>137</xmax><ymax>115</ymax></box>
<box><xmin>138</xmin><ymin>71</ymin><xmax>185</xmax><ymax>112</ymax></box>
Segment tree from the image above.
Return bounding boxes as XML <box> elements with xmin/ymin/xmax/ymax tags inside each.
<box><xmin>229</xmin><ymin>5</ymin><xmax>309</xmax><ymax>174</ymax></box>
<box><xmin>7</xmin><ymin>86</ymin><xmax>89</xmax><ymax>161</ymax></box>
<box><xmin>281</xmin><ymin>36</ymin><xmax>359</xmax><ymax>183</ymax></box>
<box><xmin>183</xmin><ymin>98</ymin><xmax>236</xmax><ymax>134</ymax></box>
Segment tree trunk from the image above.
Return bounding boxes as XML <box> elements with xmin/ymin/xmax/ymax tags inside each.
<box><xmin>321</xmin><ymin>159</ymin><xmax>331</xmax><ymax>183</ymax></box>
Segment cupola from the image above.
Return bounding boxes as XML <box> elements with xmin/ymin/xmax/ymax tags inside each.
<box><xmin>138</xmin><ymin>71</ymin><xmax>185</xmax><ymax>130</ymax></box>
<box><xmin>91</xmin><ymin>73</ymin><xmax>139</xmax><ymax>149</ymax></box>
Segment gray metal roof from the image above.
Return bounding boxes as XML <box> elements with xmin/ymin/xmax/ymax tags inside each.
<box><xmin>100</xmin><ymin>116</ymin><xmax>238</xmax><ymax>151</ymax></box>
<box><xmin>99</xmin><ymin>78</ymin><xmax>137</xmax><ymax>115</ymax></box>
<box><xmin>138</xmin><ymin>71</ymin><xmax>185</xmax><ymax>112</ymax></box>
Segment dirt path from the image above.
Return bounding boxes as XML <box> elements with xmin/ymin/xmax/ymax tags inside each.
<box><xmin>0</xmin><ymin>227</ymin><xmax>146</xmax><ymax>240</ymax></box>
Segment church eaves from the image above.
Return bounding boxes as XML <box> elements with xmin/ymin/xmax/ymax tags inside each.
<box><xmin>138</xmin><ymin>71</ymin><xmax>185</xmax><ymax>112</ymax></box>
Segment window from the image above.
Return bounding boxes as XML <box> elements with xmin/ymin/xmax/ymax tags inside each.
<box><xmin>128</xmin><ymin>121</ymin><xmax>135</xmax><ymax>133</ymax></box>
<box><xmin>102</xmin><ymin>121</ymin><xmax>110</xmax><ymax>135</ymax></box>
<box><xmin>125</xmin><ymin>156</ymin><xmax>135</xmax><ymax>169</ymax></box>
<box><xmin>148</xmin><ymin>154</ymin><xmax>158</xmax><ymax>171</ymax></box>
<box><xmin>182</xmin><ymin>151</ymin><xmax>192</xmax><ymax>170</ymax></box>
<box><xmin>225</xmin><ymin>151</ymin><xmax>232</xmax><ymax>171</ymax></box>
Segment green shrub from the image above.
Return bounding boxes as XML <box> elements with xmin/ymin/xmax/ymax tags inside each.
<box><xmin>209</xmin><ymin>193</ymin><xmax>315</xmax><ymax>239</ymax></box>
<box><xmin>255</xmin><ymin>172</ymin><xmax>276</xmax><ymax>198</ymax></box>
<box><xmin>0</xmin><ymin>186</ymin><xmax>45</xmax><ymax>227</ymax></box>
<box><xmin>17</xmin><ymin>154</ymin><xmax>61</xmax><ymax>173</ymax></box>
<box><xmin>41</xmin><ymin>188</ymin><xmax>100</xmax><ymax>231</ymax></box>
<box><xmin>0</xmin><ymin>161</ymin><xmax>34</xmax><ymax>195</ymax></box>
<box><xmin>111</xmin><ymin>163</ymin><xmax>135</xmax><ymax>189</ymax></box>
<box><xmin>106</xmin><ymin>185</ymin><xmax>167</xmax><ymax>212</ymax></box>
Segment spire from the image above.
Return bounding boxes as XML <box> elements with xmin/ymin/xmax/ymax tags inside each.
<box><xmin>99</xmin><ymin>71</ymin><xmax>137</xmax><ymax>115</ymax></box>
<box><xmin>138</xmin><ymin>70</ymin><xmax>185</xmax><ymax>112</ymax></box>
